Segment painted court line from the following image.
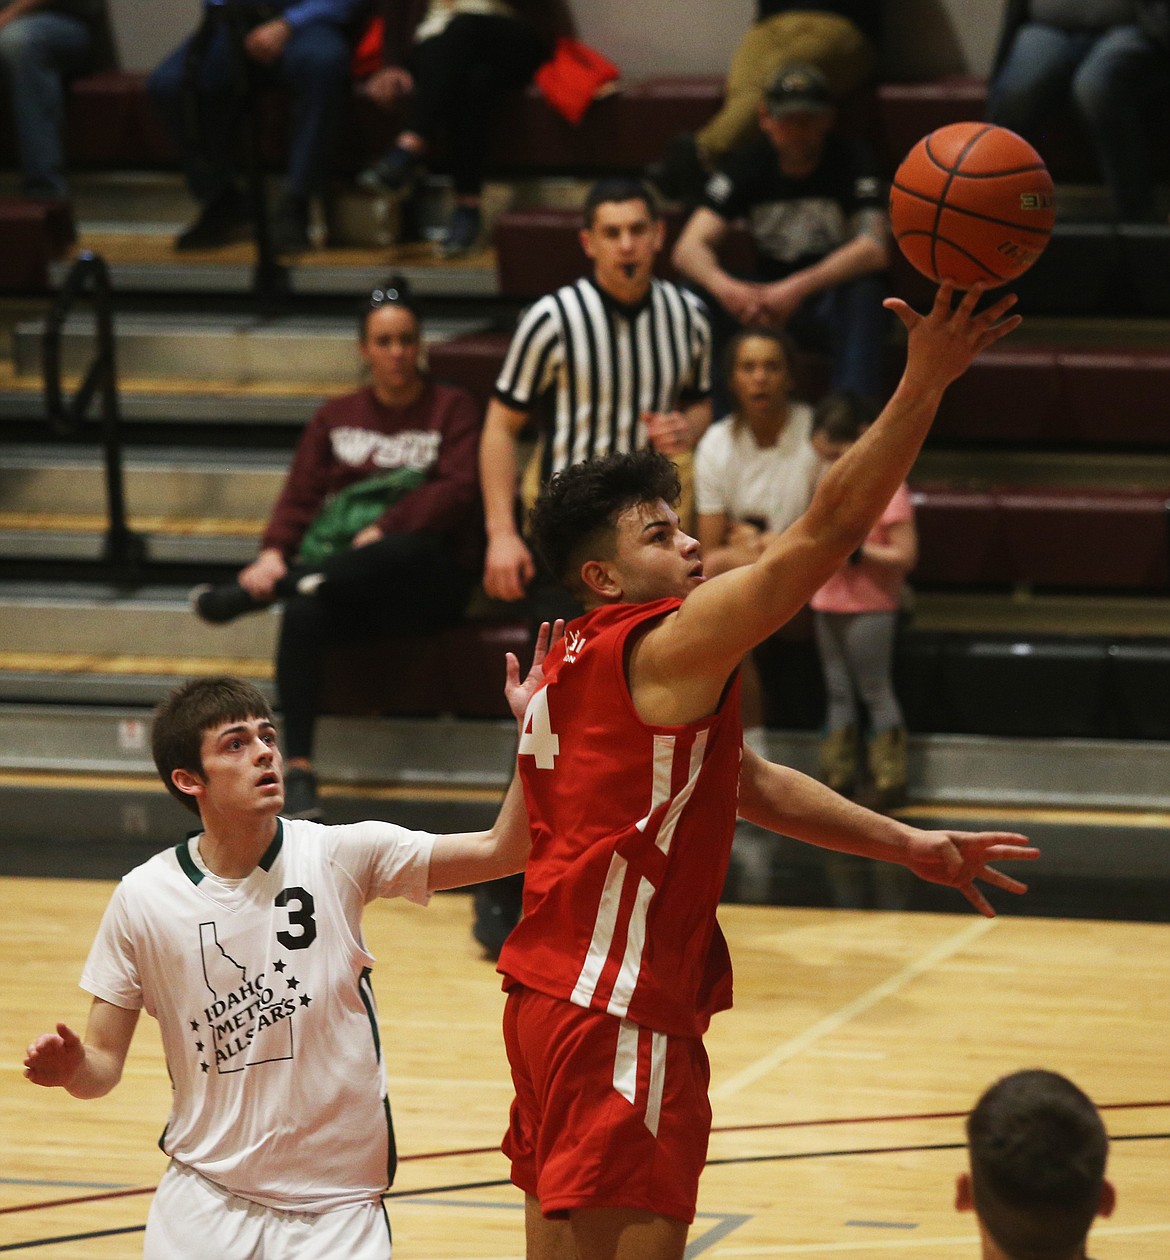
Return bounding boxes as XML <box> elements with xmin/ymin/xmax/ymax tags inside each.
<box><xmin>713</xmin><ymin>1221</ymin><xmax>1170</xmax><ymax>1254</ymax></box>
<box><xmin>712</xmin><ymin>918</ymin><xmax>997</xmax><ymax>1100</ymax></box>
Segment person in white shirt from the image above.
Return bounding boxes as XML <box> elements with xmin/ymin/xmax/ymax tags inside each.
<box><xmin>694</xmin><ymin>326</ymin><xmax>823</xmax><ymax>757</ymax></box>
<box><xmin>23</xmin><ymin>645</ymin><xmax>553</xmax><ymax>1259</ymax></box>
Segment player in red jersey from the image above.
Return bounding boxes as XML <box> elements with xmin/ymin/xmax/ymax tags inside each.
<box><xmin>497</xmin><ymin>283</ymin><xmax>1041</xmax><ymax>1260</ymax></box>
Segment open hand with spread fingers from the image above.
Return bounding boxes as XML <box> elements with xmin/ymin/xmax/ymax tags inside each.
<box><xmin>900</xmin><ymin>828</ymin><xmax>1040</xmax><ymax>917</ymax></box>
<box><xmin>505</xmin><ymin>619</ymin><xmax>565</xmax><ymax>724</ymax></box>
<box><xmin>885</xmin><ymin>282</ymin><xmax>1023</xmax><ymax>395</ymax></box>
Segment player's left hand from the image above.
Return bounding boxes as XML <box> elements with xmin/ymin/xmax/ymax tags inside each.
<box><xmin>900</xmin><ymin>828</ymin><xmax>1039</xmax><ymax>917</ymax></box>
<box><xmin>504</xmin><ymin>619</ymin><xmax>565</xmax><ymax>723</ymax></box>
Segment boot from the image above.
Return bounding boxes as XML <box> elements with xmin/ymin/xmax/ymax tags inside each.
<box><xmin>868</xmin><ymin>727</ymin><xmax>908</xmax><ymax>811</ymax></box>
<box><xmin>818</xmin><ymin>725</ymin><xmax>858</xmax><ymax>796</ymax></box>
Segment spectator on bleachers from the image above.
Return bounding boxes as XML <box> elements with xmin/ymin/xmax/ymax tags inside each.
<box><xmin>481</xmin><ymin>175</ymin><xmax>712</xmax><ymax>615</ymax></box>
<box><xmin>648</xmin><ymin>2</ymin><xmax>881</xmax><ymax>204</ymax></box>
<box><xmin>987</xmin><ymin>0</ymin><xmax>1170</xmax><ymax>223</ymax></box>
<box><xmin>474</xmin><ymin>175</ymin><xmax>711</xmax><ymax>958</ymax></box>
<box><xmin>190</xmin><ymin>278</ymin><xmax>483</xmax><ymax>820</ymax></box>
<box><xmin>0</xmin><ymin>0</ymin><xmax>109</xmax><ymax>199</ymax></box>
<box><xmin>356</xmin><ymin>0</ymin><xmax>567</xmax><ymax>258</ymax></box>
<box><xmin>694</xmin><ymin>326</ymin><xmax>822</xmax><ymax>761</ymax></box>
<box><xmin>148</xmin><ymin>0</ymin><xmax>367</xmax><ymax>253</ymax></box>
<box><xmin>958</xmin><ymin>1069</ymin><xmax>1115</xmax><ymax>1260</ymax></box>
<box><xmin>672</xmin><ymin>62</ymin><xmax>890</xmax><ymax>407</ymax></box>
<box><xmin>809</xmin><ymin>390</ymin><xmax>915</xmax><ymax>809</ymax></box>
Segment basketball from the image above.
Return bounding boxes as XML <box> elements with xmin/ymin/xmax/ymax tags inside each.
<box><xmin>889</xmin><ymin>122</ymin><xmax>1055</xmax><ymax>287</ymax></box>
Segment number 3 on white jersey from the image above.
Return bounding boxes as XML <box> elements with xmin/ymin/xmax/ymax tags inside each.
<box><xmin>519</xmin><ymin>687</ymin><xmax>559</xmax><ymax>769</ymax></box>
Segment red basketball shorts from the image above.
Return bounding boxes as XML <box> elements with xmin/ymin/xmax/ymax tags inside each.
<box><xmin>501</xmin><ymin>985</ymin><xmax>712</xmax><ymax>1222</ymax></box>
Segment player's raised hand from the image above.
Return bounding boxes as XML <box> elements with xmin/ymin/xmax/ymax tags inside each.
<box><xmin>504</xmin><ymin>619</ymin><xmax>565</xmax><ymax>723</ymax></box>
<box><xmin>885</xmin><ymin>282</ymin><xmax>1022</xmax><ymax>393</ymax></box>
<box><xmin>900</xmin><ymin>828</ymin><xmax>1040</xmax><ymax>917</ymax></box>
<box><xmin>24</xmin><ymin>1022</ymin><xmax>84</xmax><ymax>1088</ymax></box>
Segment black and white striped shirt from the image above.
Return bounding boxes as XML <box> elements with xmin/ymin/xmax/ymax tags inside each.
<box><xmin>495</xmin><ymin>276</ymin><xmax>712</xmax><ymax>482</ymax></box>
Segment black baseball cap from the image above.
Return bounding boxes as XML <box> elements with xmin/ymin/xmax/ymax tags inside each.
<box><xmin>765</xmin><ymin>63</ymin><xmax>833</xmax><ymax>117</ymax></box>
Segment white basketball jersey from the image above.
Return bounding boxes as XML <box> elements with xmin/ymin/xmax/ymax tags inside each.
<box><xmin>81</xmin><ymin>817</ymin><xmax>434</xmax><ymax>1213</ymax></box>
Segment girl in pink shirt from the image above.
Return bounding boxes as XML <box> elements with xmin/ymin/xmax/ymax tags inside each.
<box><xmin>810</xmin><ymin>392</ymin><xmax>917</xmax><ymax>809</ymax></box>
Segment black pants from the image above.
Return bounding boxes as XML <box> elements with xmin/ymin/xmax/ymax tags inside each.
<box><xmin>406</xmin><ymin>13</ymin><xmax>548</xmax><ymax>197</ymax></box>
<box><xmin>276</xmin><ymin>531</ymin><xmax>476</xmax><ymax>759</ymax></box>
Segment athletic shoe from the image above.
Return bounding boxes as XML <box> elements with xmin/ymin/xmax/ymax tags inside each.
<box><xmin>438</xmin><ymin>204</ymin><xmax>481</xmax><ymax>258</ymax></box>
<box><xmin>175</xmin><ymin>188</ymin><xmax>251</xmax><ymax>250</ymax></box>
<box><xmin>270</xmin><ymin>193</ymin><xmax>312</xmax><ymax>254</ymax></box>
<box><xmin>283</xmin><ymin>766</ymin><xmax>324</xmax><ymax>821</ymax></box>
<box><xmin>356</xmin><ymin>146</ymin><xmax>421</xmax><ymax>194</ymax></box>
<box><xmin>190</xmin><ymin>582</ymin><xmax>269</xmax><ymax>626</ymax></box>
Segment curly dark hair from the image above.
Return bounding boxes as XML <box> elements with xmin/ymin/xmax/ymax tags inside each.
<box><xmin>529</xmin><ymin>449</ymin><xmax>681</xmax><ymax>598</ymax></box>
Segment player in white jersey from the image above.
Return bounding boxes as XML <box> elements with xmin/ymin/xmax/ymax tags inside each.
<box><xmin>24</xmin><ymin>656</ymin><xmax>553</xmax><ymax>1259</ymax></box>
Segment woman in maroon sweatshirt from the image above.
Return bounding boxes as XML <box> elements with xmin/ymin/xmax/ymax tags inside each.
<box><xmin>192</xmin><ymin>278</ymin><xmax>482</xmax><ymax>818</ymax></box>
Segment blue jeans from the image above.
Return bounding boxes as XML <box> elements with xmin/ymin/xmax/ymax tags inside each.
<box><xmin>987</xmin><ymin>22</ymin><xmax>1169</xmax><ymax>222</ymax></box>
<box><xmin>788</xmin><ymin>269</ymin><xmax>889</xmax><ymax>401</ymax></box>
<box><xmin>0</xmin><ymin>10</ymin><xmax>93</xmax><ymax>198</ymax></box>
<box><xmin>148</xmin><ymin>18</ymin><xmax>351</xmax><ymax>203</ymax></box>
<box><xmin>702</xmin><ymin>269</ymin><xmax>889</xmax><ymax>416</ymax></box>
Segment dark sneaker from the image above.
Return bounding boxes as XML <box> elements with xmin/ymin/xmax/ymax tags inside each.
<box><xmin>646</xmin><ymin>131</ymin><xmax>708</xmax><ymax>203</ymax></box>
<box><xmin>270</xmin><ymin>194</ymin><xmax>312</xmax><ymax>254</ymax></box>
<box><xmin>438</xmin><ymin>203</ymin><xmax>481</xmax><ymax>258</ymax></box>
<box><xmin>283</xmin><ymin>766</ymin><xmax>324</xmax><ymax>821</ymax></box>
<box><xmin>471</xmin><ymin>873</ymin><xmax>523</xmax><ymax>960</ymax></box>
<box><xmin>190</xmin><ymin>582</ymin><xmax>269</xmax><ymax>626</ymax></box>
<box><xmin>356</xmin><ymin>146</ymin><xmax>421</xmax><ymax>194</ymax></box>
<box><xmin>175</xmin><ymin>188</ymin><xmax>251</xmax><ymax>250</ymax></box>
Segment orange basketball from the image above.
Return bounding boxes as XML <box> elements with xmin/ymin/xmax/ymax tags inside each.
<box><xmin>889</xmin><ymin>122</ymin><xmax>1055</xmax><ymax>287</ymax></box>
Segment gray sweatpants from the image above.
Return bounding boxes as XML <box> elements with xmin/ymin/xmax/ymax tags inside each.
<box><xmin>813</xmin><ymin>610</ymin><xmax>903</xmax><ymax>733</ymax></box>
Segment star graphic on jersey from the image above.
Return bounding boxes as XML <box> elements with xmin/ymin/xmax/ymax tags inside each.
<box><xmin>272</xmin><ymin>959</ymin><xmax>286</xmax><ymax>972</ymax></box>
<box><xmin>201</xmin><ymin>1062</ymin><xmax>209</xmax><ymax>1072</ymax></box>
<box><xmin>299</xmin><ymin>994</ymin><xmax>312</xmax><ymax>1007</ymax></box>
<box><xmin>195</xmin><ymin>1040</ymin><xmax>204</xmax><ymax>1052</ymax></box>
<box><xmin>190</xmin><ymin>1019</ymin><xmax>199</xmax><ymax>1031</ymax></box>
<box><xmin>287</xmin><ymin>975</ymin><xmax>299</xmax><ymax>990</ymax></box>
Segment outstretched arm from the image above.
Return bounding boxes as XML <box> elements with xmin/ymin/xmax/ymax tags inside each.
<box><xmin>737</xmin><ymin>747</ymin><xmax>1039</xmax><ymax>917</ymax></box>
<box><xmin>634</xmin><ymin>284</ymin><xmax>1021</xmax><ymax>720</ymax></box>
<box><xmin>426</xmin><ymin>621</ymin><xmax>563</xmax><ymax>889</ymax></box>
<box><xmin>24</xmin><ymin>998</ymin><xmax>140</xmax><ymax>1098</ymax></box>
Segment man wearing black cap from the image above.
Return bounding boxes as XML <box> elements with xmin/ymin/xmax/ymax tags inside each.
<box><xmin>672</xmin><ymin>61</ymin><xmax>890</xmax><ymax>404</ymax></box>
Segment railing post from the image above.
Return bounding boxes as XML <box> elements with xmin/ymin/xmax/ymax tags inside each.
<box><xmin>42</xmin><ymin>250</ymin><xmax>147</xmax><ymax>578</ymax></box>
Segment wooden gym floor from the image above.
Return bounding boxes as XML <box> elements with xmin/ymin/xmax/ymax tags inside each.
<box><xmin>2</xmin><ymin>881</ymin><xmax>1168</xmax><ymax>1258</ymax></box>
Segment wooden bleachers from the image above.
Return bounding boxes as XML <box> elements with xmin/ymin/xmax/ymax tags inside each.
<box><xmin>3</xmin><ymin>60</ymin><xmax>1170</xmax><ymax>747</ymax></box>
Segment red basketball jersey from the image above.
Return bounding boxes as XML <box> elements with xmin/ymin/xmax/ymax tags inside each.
<box><xmin>499</xmin><ymin>599</ymin><xmax>743</xmax><ymax>1038</ymax></box>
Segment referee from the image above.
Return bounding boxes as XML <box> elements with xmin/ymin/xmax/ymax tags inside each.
<box><xmin>479</xmin><ymin>177</ymin><xmax>713</xmax><ymax>606</ymax></box>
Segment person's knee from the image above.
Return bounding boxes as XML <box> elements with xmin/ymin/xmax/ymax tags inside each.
<box><xmin>0</xmin><ymin>18</ymin><xmax>40</xmax><ymax>67</ymax></box>
<box><xmin>282</xmin><ymin>31</ymin><xmax>350</xmax><ymax>87</ymax></box>
<box><xmin>147</xmin><ymin>46</ymin><xmax>189</xmax><ymax>105</ymax></box>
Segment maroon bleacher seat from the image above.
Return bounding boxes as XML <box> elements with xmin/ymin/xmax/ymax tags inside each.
<box><xmin>0</xmin><ymin>199</ymin><xmax>75</xmax><ymax>289</ymax></box>
<box><xmin>428</xmin><ymin>331</ymin><xmax>511</xmax><ymax>408</ymax></box>
<box><xmin>933</xmin><ymin>345</ymin><xmax>1063</xmax><ymax>444</ymax></box>
<box><xmin>493</xmin><ymin>205</ymin><xmax>756</xmax><ymax>298</ymax></box>
<box><xmin>1059</xmin><ymin>349</ymin><xmax>1170</xmax><ymax>446</ymax></box>
<box><xmin>911</xmin><ymin>486</ymin><xmax>1012</xmax><ymax>586</ymax></box>
<box><xmin>321</xmin><ymin>619</ymin><xmax>532</xmax><ymax>719</ymax></box>
<box><xmin>998</xmin><ymin>487</ymin><xmax>1170</xmax><ymax>589</ymax></box>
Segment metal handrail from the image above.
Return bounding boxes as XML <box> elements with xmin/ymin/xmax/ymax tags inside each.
<box><xmin>42</xmin><ymin>250</ymin><xmax>146</xmax><ymax>574</ymax></box>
